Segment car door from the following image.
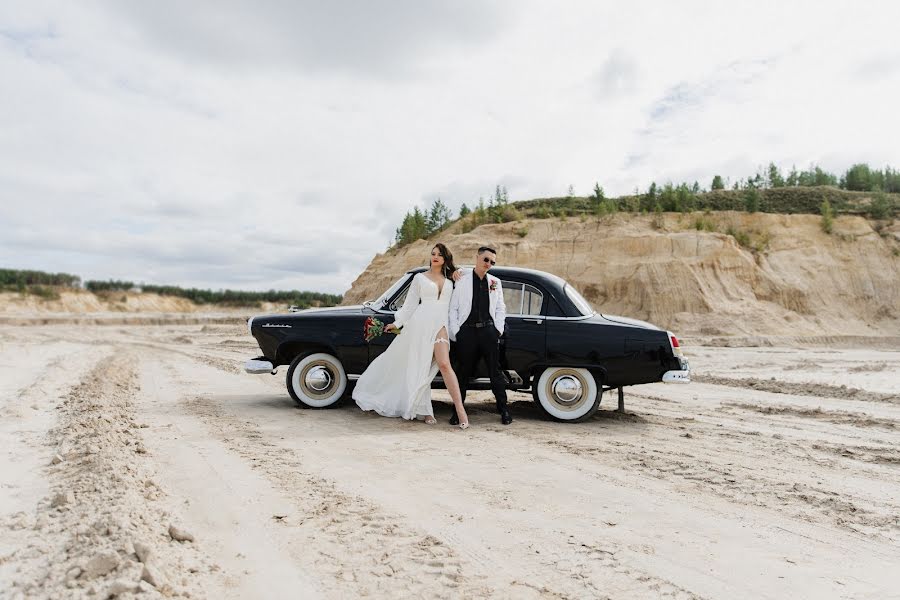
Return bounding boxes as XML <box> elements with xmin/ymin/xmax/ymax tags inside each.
<box><xmin>495</xmin><ymin>280</ymin><xmax>547</xmax><ymax>383</ymax></box>
<box><xmin>367</xmin><ymin>280</ymin><xmax>410</xmax><ymax>363</ymax></box>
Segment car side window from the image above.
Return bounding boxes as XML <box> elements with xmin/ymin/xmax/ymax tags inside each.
<box><xmin>523</xmin><ymin>284</ymin><xmax>544</xmax><ymax>315</ymax></box>
<box><xmin>501</xmin><ymin>281</ymin><xmax>544</xmax><ymax>316</ymax></box>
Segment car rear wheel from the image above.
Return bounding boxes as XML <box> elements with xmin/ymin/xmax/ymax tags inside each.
<box><xmin>532</xmin><ymin>367</ymin><xmax>600</xmax><ymax>422</ymax></box>
<box><xmin>286</xmin><ymin>352</ymin><xmax>348</xmax><ymax>408</ymax></box>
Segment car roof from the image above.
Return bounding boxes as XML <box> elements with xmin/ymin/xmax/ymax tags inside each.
<box><xmin>405</xmin><ymin>265</ymin><xmax>583</xmax><ymax>317</ymax></box>
<box><xmin>407</xmin><ymin>264</ymin><xmax>568</xmax><ymax>291</ymax></box>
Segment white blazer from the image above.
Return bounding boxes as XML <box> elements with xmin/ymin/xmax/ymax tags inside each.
<box><xmin>448</xmin><ymin>269</ymin><xmax>506</xmax><ymax>341</ymax></box>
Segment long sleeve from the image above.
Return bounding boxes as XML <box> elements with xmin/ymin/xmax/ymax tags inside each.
<box><xmin>448</xmin><ymin>282</ymin><xmax>461</xmax><ymax>341</ymax></box>
<box><xmin>393</xmin><ymin>274</ymin><xmax>421</xmax><ymax>329</ymax></box>
<box><xmin>493</xmin><ymin>277</ymin><xmax>507</xmax><ymax>335</ymax></box>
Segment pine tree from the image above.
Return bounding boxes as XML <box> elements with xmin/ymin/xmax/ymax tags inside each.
<box><xmin>459</xmin><ymin>203</ymin><xmax>470</xmax><ymax>218</ymax></box>
<box><xmin>425</xmin><ymin>198</ymin><xmax>451</xmax><ymax>235</ymax></box>
<box><xmin>820</xmin><ymin>199</ymin><xmax>834</xmax><ymax>233</ymax></box>
<box><xmin>767</xmin><ymin>163</ymin><xmax>785</xmax><ymax>188</ymax></box>
<box><xmin>744</xmin><ymin>188</ymin><xmax>760</xmax><ymax>213</ymax></box>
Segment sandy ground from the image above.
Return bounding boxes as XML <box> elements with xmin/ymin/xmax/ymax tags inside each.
<box><xmin>1</xmin><ymin>323</ymin><xmax>899</xmax><ymax>599</ymax></box>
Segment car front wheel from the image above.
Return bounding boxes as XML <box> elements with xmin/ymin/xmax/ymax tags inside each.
<box><xmin>532</xmin><ymin>367</ymin><xmax>600</xmax><ymax>422</ymax></box>
<box><xmin>286</xmin><ymin>352</ymin><xmax>348</xmax><ymax>408</ymax></box>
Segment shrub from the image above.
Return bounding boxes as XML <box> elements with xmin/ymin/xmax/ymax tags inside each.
<box><xmin>744</xmin><ymin>189</ymin><xmax>760</xmax><ymax>213</ymax></box>
<box><xmin>820</xmin><ymin>199</ymin><xmax>834</xmax><ymax>234</ymax></box>
<box><xmin>726</xmin><ymin>225</ymin><xmax>751</xmax><ymax>249</ymax></box>
<box><xmin>652</xmin><ymin>203</ymin><xmax>664</xmax><ymax>229</ymax></box>
<box><xmin>868</xmin><ymin>192</ymin><xmax>891</xmax><ymax>220</ymax></box>
<box><xmin>693</xmin><ymin>215</ymin><xmax>716</xmax><ymax>232</ymax></box>
<box><xmin>28</xmin><ymin>285</ymin><xmax>60</xmax><ymax>300</ymax></box>
<box><xmin>498</xmin><ymin>205</ymin><xmax>522</xmax><ymax>222</ymax></box>
<box><xmin>515</xmin><ymin>226</ymin><xmax>529</xmax><ymax>238</ymax></box>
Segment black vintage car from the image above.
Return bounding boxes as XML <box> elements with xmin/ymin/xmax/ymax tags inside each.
<box><xmin>244</xmin><ymin>266</ymin><xmax>690</xmax><ymax>422</ymax></box>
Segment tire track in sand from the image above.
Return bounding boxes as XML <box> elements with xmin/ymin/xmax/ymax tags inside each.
<box><xmin>178</xmin><ymin>392</ymin><xmax>494</xmax><ymax>599</ymax></box>
<box><xmin>4</xmin><ymin>352</ymin><xmax>217</xmax><ymax>599</ymax></box>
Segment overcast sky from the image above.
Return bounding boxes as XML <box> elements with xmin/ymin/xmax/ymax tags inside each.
<box><xmin>2</xmin><ymin>1</ymin><xmax>899</xmax><ymax>294</ymax></box>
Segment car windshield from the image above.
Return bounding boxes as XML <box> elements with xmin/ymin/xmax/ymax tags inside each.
<box><xmin>371</xmin><ymin>273</ymin><xmax>413</xmax><ymax>309</ymax></box>
<box><xmin>564</xmin><ymin>284</ymin><xmax>594</xmax><ymax>316</ymax></box>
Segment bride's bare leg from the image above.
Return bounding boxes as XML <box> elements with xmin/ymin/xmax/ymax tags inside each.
<box><xmin>434</xmin><ymin>328</ymin><xmax>468</xmax><ymax>426</ymax></box>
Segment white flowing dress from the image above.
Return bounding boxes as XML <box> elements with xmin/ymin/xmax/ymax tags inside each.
<box><xmin>353</xmin><ymin>273</ymin><xmax>450</xmax><ymax>420</ymax></box>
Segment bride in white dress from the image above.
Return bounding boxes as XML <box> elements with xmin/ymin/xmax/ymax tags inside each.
<box><xmin>353</xmin><ymin>243</ymin><xmax>470</xmax><ymax>428</ymax></box>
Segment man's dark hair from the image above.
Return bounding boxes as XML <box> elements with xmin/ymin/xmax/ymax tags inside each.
<box><xmin>477</xmin><ymin>246</ymin><xmax>497</xmax><ymax>255</ymax></box>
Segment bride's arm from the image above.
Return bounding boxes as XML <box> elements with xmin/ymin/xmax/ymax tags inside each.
<box><xmin>391</xmin><ymin>274</ymin><xmax>421</xmax><ymax>329</ymax></box>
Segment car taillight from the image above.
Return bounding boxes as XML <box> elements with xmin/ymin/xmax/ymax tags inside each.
<box><xmin>667</xmin><ymin>331</ymin><xmax>684</xmax><ymax>358</ymax></box>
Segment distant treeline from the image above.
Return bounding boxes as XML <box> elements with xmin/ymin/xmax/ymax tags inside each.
<box><xmin>520</xmin><ymin>185</ymin><xmax>896</xmax><ymax>220</ymax></box>
<box><xmin>85</xmin><ymin>280</ymin><xmax>342</xmax><ymax>308</ymax></box>
<box><xmin>0</xmin><ymin>269</ymin><xmax>341</xmax><ymax>308</ymax></box>
<box><xmin>0</xmin><ymin>268</ymin><xmax>81</xmax><ymax>289</ymax></box>
<box><xmin>390</xmin><ymin>161</ymin><xmax>899</xmax><ymax>247</ymax></box>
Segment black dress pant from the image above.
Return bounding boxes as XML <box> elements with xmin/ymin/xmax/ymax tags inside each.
<box><xmin>454</xmin><ymin>325</ymin><xmax>508</xmax><ymax>411</ymax></box>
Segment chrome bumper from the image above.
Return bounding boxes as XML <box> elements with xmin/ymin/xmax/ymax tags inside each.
<box><xmin>244</xmin><ymin>358</ymin><xmax>274</xmax><ymax>374</ymax></box>
<box><xmin>662</xmin><ymin>370</ymin><xmax>691</xmax><ymax>383</ymax></box>
<box><xmin>662</xmin><ymin>358</ymin><xmax>690</xmax><ymax>383</ymax></box>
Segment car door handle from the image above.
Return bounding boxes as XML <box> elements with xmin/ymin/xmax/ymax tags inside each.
<box><xmin>522</xmin><ymin>318</ymin><xmax>543</xmax><ymax>324</ymax></box>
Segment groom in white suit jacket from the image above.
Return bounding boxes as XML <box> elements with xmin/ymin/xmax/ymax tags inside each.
<box><xmin>448</xmin><ymin>246</ymin><xmax>512</xmax><ymax>425</ymax></box>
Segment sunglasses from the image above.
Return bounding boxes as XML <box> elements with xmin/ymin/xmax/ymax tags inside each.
<box><xmin>482</xmin><ymin>257</ymin><xmax>496</xmax><ymax>265</ymax></box>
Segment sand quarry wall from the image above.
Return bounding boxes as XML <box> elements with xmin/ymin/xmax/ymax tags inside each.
<box><xmin>0</xmin><ymin>291</ymin><xmax>283</xmax><ymax>324</ymax></box>
<box><xmin>342</xmin><ymin>212</ymin><xmax>900</xmax><ymax>338</ymax></box>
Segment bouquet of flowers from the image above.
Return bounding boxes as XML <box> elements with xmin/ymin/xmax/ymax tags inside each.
<box><xmin>363</xmin><ymin>316</ymin><xmax>400</xmax><ymax>342</ymax></box>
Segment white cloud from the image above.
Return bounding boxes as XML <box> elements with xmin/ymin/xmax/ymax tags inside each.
<box><xmin>1</xmin><ymin>1</ymin><xmax>899</xmax><ymax>294</ymax></box>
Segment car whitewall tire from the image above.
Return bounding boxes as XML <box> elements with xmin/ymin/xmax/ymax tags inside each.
<box><xmin>286</xmin><ymin>352</ymin><xmax>348</xmax><ymax>408</ymax></box>
<box><xmin>533</xmin><ymin>367</ymin><xmax>600</xmax><ymax>422</ymax></box>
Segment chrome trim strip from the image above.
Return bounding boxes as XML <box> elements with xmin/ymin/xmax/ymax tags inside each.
<box><xmin>506</xmin><ymin>313</ymin><xmax>594</xmax><ymax>321</ymax></box>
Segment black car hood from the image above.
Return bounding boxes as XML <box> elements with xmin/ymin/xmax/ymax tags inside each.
<box><xmin>253</xmin><ymin>305</ymin><xmax>365</xmax><ymax>321</ymax></box>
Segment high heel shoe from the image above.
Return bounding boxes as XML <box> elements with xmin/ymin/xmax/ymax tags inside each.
<box><xmin>424</xmin><ymin>416</ymin><xmax>437</xmax><ymax>425</ymax></box>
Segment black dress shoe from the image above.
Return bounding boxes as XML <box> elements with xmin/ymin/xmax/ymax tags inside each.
<box><xmin>500</xmin><ymin>411</ymin><xmax>513</xmax><ymax>425</ymax></box>
<box><xmin>449</xmin><ymin>413</ymin><xmax>460</xmax><ymax>426</ymax></box>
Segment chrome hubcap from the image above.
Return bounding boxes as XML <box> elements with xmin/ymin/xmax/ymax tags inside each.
<box><xmin>303</xmin><ymin>364</ymin><xmax>334</xmax><ymax>395</ymax></box>
<box><xmin>550</xmin><ymin>374</ymin><xmax>584</xmax><ymax>406</ymax></box>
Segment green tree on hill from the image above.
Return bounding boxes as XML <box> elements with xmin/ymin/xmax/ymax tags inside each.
<box><xmin>767</xmin><ymin>163</ymin><xmax>785</xmax><ymax>188</ymax></box>
<box><xmin>425</xmin><ymin>198</ymin><xmax>452</xmax><ymax>234</ymax></box>
<box><xmin>843</xmin><ymin>163</ymin><xmax>873</xmax><ymax>191</ymax></box>
<box><xmin>711</xmin><ymin>175</ymin><xmax>725</xmax><ymax>190</ymax></box>
<box><xmin>744</xmin><ymin>188</ymin><xmax>760</xmax><ymax>213</ymax></box>
<box><xmin>786</xmin><ymin>165</ymin><xmax>799</xmax><ymax>187</ymax></box>
<box><xmin>820</xmin><ymin>199</ymin><xmax>834</xmax><ymax>234</ymax></box>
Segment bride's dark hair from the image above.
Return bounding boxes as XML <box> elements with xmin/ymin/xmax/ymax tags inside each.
<box><xmin>432</xmin><ymin>243</ymin><xmax>457</xmax><ymax>280</ymax></box>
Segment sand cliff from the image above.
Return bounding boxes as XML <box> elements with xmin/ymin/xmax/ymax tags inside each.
<box><xmin>342</xmin><ymin>212</ymin><xmax>900</xmax><ymax>337</ymax></box>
